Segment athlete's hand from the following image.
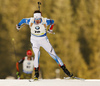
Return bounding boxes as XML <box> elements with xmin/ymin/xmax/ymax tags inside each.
<box><xmin>16</xmin><ymin>24</ymin><xmax>20</xmax><ymax>31</ymax></box>
<box><xmin>47</xmin><ymin>29</ymin><xmax>55</xmax><ymax>34</ymax></box>
<box><xmin>47</xmin><ymin>29</ymin><xmax>53</xmax><ymax>33</ymax></box>
<box><xmin>16</xmin><ymin>71</ymin><xmax>20</xmax><ymax>76</ymax></box>
<box><xmin>16</xmin><ymin>71</ymin><xmax>20</xmax><ymax>79</ymax></box>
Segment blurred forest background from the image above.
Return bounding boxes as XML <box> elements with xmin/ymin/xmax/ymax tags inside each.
<box><xmin>0</xmin><ymin>0</ymin><xmax>100</xmax><ymax>79</ymax></box>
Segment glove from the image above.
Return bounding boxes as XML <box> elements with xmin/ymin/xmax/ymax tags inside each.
<box><xmin>47</xmin><ymin>29</ymin><xmax>53</xmax><ymax>33</ymax></box>
<box><xmin>16</xmin><ymin>72</ymin><xmax>20</xmax><ymax>78</ymax></box>
<box><xmin>16</xmin><ymin>71</ymin><xmax>20</xmax><ymax>76</ymax></box>
<box><xmin>16</xmin><ymin>24</ymin><xmax>20</xmax><ymax>30</ymax></box>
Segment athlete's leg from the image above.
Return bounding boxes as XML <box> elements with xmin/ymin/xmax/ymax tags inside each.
<box><xmin>40</xmin><ymin>37</ymin><xmax>64</xmax><ymax>66</ymax></box>
<box><xmin>41</xmin><ymin>37</ymin><xmax>73</xmax><ymax>77</ymax></box>
<box><xmin>31</xmin><ymin>38</ymin><xmax>40</xmax><ymax>79</ymax></box>
<box><xmin>32</xmin><ymin>47</ymin><xmax>40</xmax><ymax>68</ymax></box>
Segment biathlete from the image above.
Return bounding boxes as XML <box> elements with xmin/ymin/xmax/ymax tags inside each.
<box><xmin>16</xmin><ymin>10</ymin><xmax>73</xmax><ymax>80</ymax></box>
<box><xmin>16</xmin><ymin>50</ymin><xmax>34</xmax><ymax>79</ymax></box>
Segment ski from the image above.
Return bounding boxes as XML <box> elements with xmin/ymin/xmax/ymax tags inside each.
<box><xmin>29</xmin><ymin>79</ymin><xmax>34</xmax><ymax>82</ymax></box>
<box><xmin>64</xmin><ymin>76</ymin><xmax>85</xmax><ymax>80</ymax></box>
<box><xmin>29</xmin><ymin>79</ymin><xmax>39</xmax><ymax>82</ymax></box>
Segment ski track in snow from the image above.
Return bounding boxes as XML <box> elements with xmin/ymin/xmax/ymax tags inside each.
<box><xmin>0</xmin><ymin>79</ymin><xmax>100</xmax><ymax>86</ymax></box>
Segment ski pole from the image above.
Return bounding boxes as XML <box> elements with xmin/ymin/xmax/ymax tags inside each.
<box><xmin>12</xmin><ymin>38</ymin><xmax>20</xmax><ymax>79</ymax></box>
<box><xmin>12</xmin><ymin>38</ymin><xmax>17</xmax><ymax>62</ymax></box>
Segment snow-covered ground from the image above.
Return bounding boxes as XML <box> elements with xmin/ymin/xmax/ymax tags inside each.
<box><xmin>0</xmin><ymin>79</ymin><xmax>100</xmax><ymax>86</ymax></box>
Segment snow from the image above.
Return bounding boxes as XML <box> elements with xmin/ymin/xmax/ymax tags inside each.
<box><xmin>0</xmin><ymin>79</ymin><xmax>100</xmax><ymax>86</ymax></box>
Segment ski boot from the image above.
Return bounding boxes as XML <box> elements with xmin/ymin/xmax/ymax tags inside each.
<box><xmin>60</xmin><ymin>64</ymin><xmax>73</xmax><ymax>77</ymax></box>
<box><xmin>34</xmin><ymin>67</ymin><xmax>39</xmax><ymax>80</ymax></box>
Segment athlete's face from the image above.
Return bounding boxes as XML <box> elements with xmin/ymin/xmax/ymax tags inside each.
<box><xmin>27</xmin><ymin>55</ymin><xmax>32</xmax><ymax>58</ymax></box>
<box><xmin>34</xmin><ymin>18</ymin><xmax>41</xmax><ymax>24</ymax></box>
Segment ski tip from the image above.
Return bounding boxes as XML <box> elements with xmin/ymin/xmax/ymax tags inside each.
<box><xmin>64</xmin><ymin>76</ymin><xmax>85</xmax><ymax>80</ymax></box>
<box><xmin>29</xmin><ymin>79</ymin><xmax>34</xmax><ymax>82</ymax></box>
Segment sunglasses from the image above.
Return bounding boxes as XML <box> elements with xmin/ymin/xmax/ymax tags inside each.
<box><xmin>34</xmin><ymin>18</ymin><xmax>41</xmax><ymax>20</ymax></box>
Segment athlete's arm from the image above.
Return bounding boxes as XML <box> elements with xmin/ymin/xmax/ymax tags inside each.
<box><xmin>16</xmin><ymin>57</ymin><xmax>25</xmax><ymax>72</ymax></box>
<box><xmin>18</xmin><ymin>18</ymin><xmax>30</xmax><ymax>26</ymax></box>
<box><xmin>46</xmin><ymin>19</ymin><xmax>54</xmax><ymax>31</ymax></box>
<box><xmin>16</xmin><ymin>18</ymin><xmax>31</xmax><ymax>30</ymax></box>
